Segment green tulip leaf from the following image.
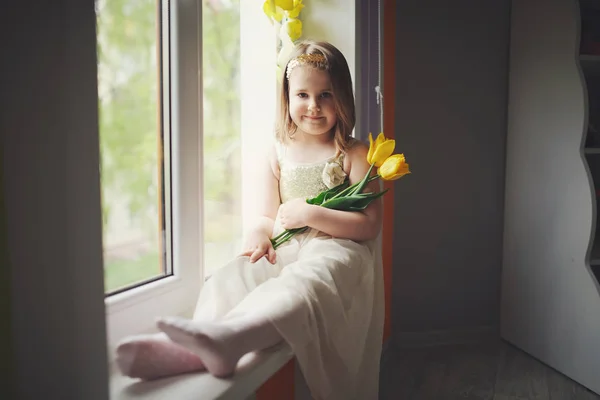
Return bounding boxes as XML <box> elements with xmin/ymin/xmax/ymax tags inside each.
<box><xmin>321</xmin><ymin>189</ymin><xmax>389</xmax><ymax>211</ymax></box>
<box><xmin>306</xmin><ymin>179</ymin><xmax>349</xmax><ymax>205</ymax></box>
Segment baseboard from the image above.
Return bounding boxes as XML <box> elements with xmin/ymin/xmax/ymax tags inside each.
<box><xmin>393</xmin><ymin>325</ymin><xmax>499</xmax><ymax>349</ymax></box>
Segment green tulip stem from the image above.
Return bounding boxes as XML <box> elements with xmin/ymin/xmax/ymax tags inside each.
<box><xmin>367</xmin><ymin>174</ymin><xmax>380</xmax><ymax>184</ymax></box>
<box><xmin>328</xmin><ymin>182</ymin><xmax>359</xmax><ymax>200</ymax></box>
<box><xmin>272</xmin><ymin>232</ymin><xmax>292</xmax><ymax>249</ymax></box>
<box><xmin>271</xmin><ymin>226</ymin><xmax>309</xmax><ymax>249</ymax></box>
<box><xmin>274</xmin><ymin>230</ymin><xmax>296</xmax><ymax>249</ymax></box>
<box><xmin>271</xmin><ymin>226</ymin><xmax>307</xmax><ymax>243</ymax></box>
<box><xmin>329</xmin><ymin>169</ymin><xmax>377</xmax><ymax>202</ymax></box>
<box><xmin>271</xmin><ymin>229</ymin><xmax>292</xmax><ymax>243</ymax></box>
<box><xmin>271</xmin><ymin>232</ymin><xmax>290</xmax><ymax>249</ymax></box>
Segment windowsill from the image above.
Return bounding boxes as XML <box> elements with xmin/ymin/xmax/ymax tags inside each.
<box><xmin>110</xmin><ymin>342</ymin><xmax>293</xmax><ymax>400</ymax></box>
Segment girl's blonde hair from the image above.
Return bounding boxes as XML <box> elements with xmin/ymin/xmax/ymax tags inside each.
<box><xmin>275</xmin><ymin>40</ymin><xmax>356</xmax><ymax>153</ymax></box>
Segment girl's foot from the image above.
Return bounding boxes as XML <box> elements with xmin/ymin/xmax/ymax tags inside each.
<box><xmin>156</xmin><ymin>318</ymin><xmax>243</xmax><ymax>378</ymax></box>
<box><xmin>115</xmin><ymin>333</ymin><xmax>205</xmax><ymax>380</ymax></box>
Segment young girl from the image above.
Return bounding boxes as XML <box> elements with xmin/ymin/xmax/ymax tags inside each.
<box><xmin>116</xmin><ymin>40</ymin><xmax>385</xmax><ymax>400</ymax></box>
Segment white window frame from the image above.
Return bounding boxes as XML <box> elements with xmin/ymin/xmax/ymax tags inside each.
<box><xmin>240</xmin><ymin>0</ymin><xmax>278</xmax><ymax>229</ymax></box>
<box><xmin>104</xmin><ymin>0</ymin><xmax>203</xmax><ymax>355</ymax></box>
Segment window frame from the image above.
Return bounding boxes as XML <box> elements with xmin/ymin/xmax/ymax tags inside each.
<box><xmin>104</xmin><ymin>0</ymin><xmax>203</xmax><ymax>353</ymax></box>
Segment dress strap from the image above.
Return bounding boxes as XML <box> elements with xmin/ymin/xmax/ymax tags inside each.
<box><xmin>336</xmin><ymin>137</ymin><xmax>359</xmax><ymax>170</ymax></box>
<box><xmin>274</xmin><ymin>141</ymin><xmax>285</xmax><ymax>165</ymax></box>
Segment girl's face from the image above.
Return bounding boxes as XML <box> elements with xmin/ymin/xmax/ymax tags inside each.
<box><xmin>288</xmin><ymin>66</ymin><xmax>337</xmax><ymax>140</ymax></box>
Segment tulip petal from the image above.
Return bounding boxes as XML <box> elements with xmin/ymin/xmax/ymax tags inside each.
<box><xmin>375</xmin><ymin>132</ymin><xmax>386</xmax><ymax>147</ymax></box>
<box><xmin>275</xmin><ymin>0</ymin><xmax>294</xmax><ymax>10</ymax></box>
<box><xmin>263</xmin><ymin>0</ymin><xmax>284</xmax><ymax>22</ymax></box>
<box><xmin>287</xmin><ymin>1</ymin><xmax>304</xmax><ymax>18</ymax></box>
<box><xmin>367</xmin><ymin>133</ymin><xmax>375</xmax><ymax>164</ymax></box>
<box><xmin>379</xmin><ymin>154</ymin><xmax>411</xmax><ymax>180</ymax></box>
<box><xmin>285</xmin><ymin>18</ymin><xmax>302</xmax><ymax>41</ymax></box>
<box><xmin>371</xmin><ymin>139</ymin><xmax>396</xmax><ymax>167</ymax></box>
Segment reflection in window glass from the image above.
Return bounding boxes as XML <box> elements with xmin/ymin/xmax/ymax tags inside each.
<box><xmin>96</xmin><ymin>0</ymin><xmax>170</xmax><ymax>294</ymax></box>
<box><xmin>202</xmin><ymin>0</ymin><xmax>243</xmax><ymax>275</ymax></box>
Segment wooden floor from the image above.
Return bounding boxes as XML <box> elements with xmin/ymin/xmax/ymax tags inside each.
<box><xmin>379</xmin><ymin>339</ymin><xmax>600</xmax><ymax>400</ymax></box>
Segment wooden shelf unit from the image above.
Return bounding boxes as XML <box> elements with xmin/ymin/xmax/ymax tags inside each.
<box><xmin>581</xmin><ymin>1</ymin><xmax>600</xmax><ymax>276</ymax></box>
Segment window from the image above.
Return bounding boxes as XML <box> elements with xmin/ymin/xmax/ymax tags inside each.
<box><xmin>100</xmin><ymin>0</ymin><xmax>202</xmax><ymax>350</ymax></box>
<box><xmin>97</xmin><ymin>0</ymin><xmax>171</xmax><ymax>295</ymax></box>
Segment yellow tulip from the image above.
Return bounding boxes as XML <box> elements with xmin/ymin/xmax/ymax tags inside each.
<box><xmin>263</xmin><ymin>0</ymin><xmax>284</xmax><ymax>22</ymax></box>
<box><xmin>287</xmin><ymin>0</ymin><xmax>304</xmax><ymax>18</ymax></box>
<box><xmin>285</xmin><ymin>18</ymin><xmax>303</xmax><ymax>41</ymax></box>
<box><xmin>378</xmin><ymin>154</ymin><xmax>411</xmax><ymax>181</ymax></box>
<box><xmin>275</xmin><ymin>0</ymin><xmax>294</xmax><ymax>10</ymax></box>
<box><xmin>367</xmin><ymin>132</ymin><xmax>395</xmax><ymax>167</ymax></box>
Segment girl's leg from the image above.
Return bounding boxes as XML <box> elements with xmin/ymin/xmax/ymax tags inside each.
<box><xmin>115</xmin><ymin>254</ymin><xmax>289</xmax><ymax>380</ymax></box>
<box><xmin>115</xmin><ymin>333</ymin><xmax>205</xmax><ymax>380</ymax></box>
<box><xmin>153</xmin><ymin>238</ymin><xmax>316</xmax><ymax>378</ymax></box>
<box><xmin>193</xmin><ymin>255</ymin><xmax>284</xmax><ymax>320</ymax></box>
<box><xmin>157</xmin><ymin>313</ymin><xmax>283</xmax><ymax>378</ymax></box>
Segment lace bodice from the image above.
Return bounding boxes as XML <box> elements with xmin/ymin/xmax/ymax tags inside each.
<box><xmin>275</xmin><ymin>143</ymin><xmax>346</xmax><ymax>204</ymax></box>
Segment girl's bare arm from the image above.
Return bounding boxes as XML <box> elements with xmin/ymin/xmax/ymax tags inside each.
<box><xmin>240</xmin><ymin>145</ymin><xmax>281</xmax><ymax>263</ymax></box>
<box><xmin>244</xmin><ymin>145</ymin><xmax>280</xmax><ymax>233</ymax></box>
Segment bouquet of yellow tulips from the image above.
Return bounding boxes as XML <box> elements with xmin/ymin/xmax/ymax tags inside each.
<box><xmin>271</xmin><ymin>133</ymin><xmax>410</xmax><ymax>249</ymax></box>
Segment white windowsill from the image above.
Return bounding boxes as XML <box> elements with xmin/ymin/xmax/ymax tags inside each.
<box><xmin>110</xmin><ymin>343</ymin><xmax>293</xmax><ymax>400</ymax></box>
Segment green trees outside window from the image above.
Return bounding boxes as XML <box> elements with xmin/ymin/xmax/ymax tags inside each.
<box><xmin>97</xmin><ymin>0</ymin><xmax>242</xmax><ymax>293</ymax></box>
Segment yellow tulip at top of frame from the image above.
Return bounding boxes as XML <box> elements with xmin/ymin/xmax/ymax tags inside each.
<box><xmin>263</xmin><ymin>0</ymin><xmax>305</xmax><ymax>23</ymax></box>
<box><xmin>273</xmin><ymin>0</ymin><xmax>293</xmax><ymax>10</ymax></box>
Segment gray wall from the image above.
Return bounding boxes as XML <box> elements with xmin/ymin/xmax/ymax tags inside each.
<box><xmin>3</xmin><ymin>2</ymin><xmax>109</xmax><ymax>399</ymax></box>
<box><xmin>1</xmin><ymin>138</ymin><xmax>14</xmax><ymax>399</ymax></box>
<box><xmin>391</xmin><ymin>0</ymin><xmax>511</xmax><ymax>339</ymax></box>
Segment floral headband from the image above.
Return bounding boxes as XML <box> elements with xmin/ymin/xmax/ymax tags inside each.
<box><xmin>286</xmin><ymin>53</ymin><xmax>328</xmax><ymax>80</ymax></box>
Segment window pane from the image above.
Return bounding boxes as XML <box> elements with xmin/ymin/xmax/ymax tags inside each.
<box><xmin>203</xmin><ymin>0</ymin><xmax>243</xmax><ymax>275</ymax></box>
<box><xmin>96</xmin><ymin>0</ymin><xmax>170</xmax><ymax>294</ymax></box>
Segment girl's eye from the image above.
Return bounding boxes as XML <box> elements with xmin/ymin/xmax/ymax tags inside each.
<box><xmin>297</xmin><ymin>93</ymin><xmax>308</xmax><ymax>98</ymax></box>
<box><xmin>320</xmin><ymin>92</ymin><xmax>332</xmax><ymax>98</ymax></box>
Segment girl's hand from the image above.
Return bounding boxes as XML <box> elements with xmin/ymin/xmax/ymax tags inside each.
<box><xmin>279</xmin><ymin>198</ymin><xmax>312</xmax><ymax>230</ymax></box>
<box><xmin>240</xmin><ymin>232</ymin><xmax>276</xmax><ymax>264</ymax></box>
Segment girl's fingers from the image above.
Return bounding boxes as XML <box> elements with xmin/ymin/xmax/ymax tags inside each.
<box><xmin>249</xmin><ymin>246</ymin><xmax>267</xmax><ymax>263</ymax></box>
<box><xmin>267</xmin><ymin>246</ymin><xmax>276</xmax><ymax>264</ymax></box>
<box><xmin>239</xmin><ymin>246</ymin><xmax>256</xmax><ymax>258</ymax></box>
<box><xmin>241</xmin><ymin>242</ymin><xmax>275</xmax><ymax>263</ymax></box>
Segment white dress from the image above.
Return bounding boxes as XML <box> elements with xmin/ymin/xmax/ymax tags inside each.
<box><xmin>192</xmin><ymin>143</ymin><xmax>385</xmax><ymax>400</ymax></box>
